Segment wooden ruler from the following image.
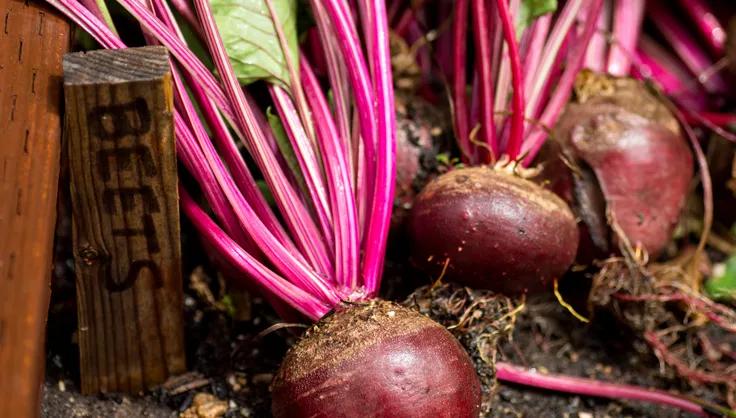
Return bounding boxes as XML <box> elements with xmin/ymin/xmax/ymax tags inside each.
<box><xmin>0</xmin><ymin>0</ymin><xmax>70</xmax><ymax>416</ymax></box>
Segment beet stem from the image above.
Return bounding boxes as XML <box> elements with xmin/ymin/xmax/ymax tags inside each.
<box><xmin>521</xmin><ymin>0</ymin><xmax>603</xmax><ymax>166</ymax></box>
<box><xmin>676</xmin><ymin>0</ymin><xmax>726</xmax><ymax>56</ymax></box>
<box><xmin>471</xmin><ymin>0</ymin><xmax>498</xmax><ymax>160</ymax></box>
<box><xmin>495</xmin><ymin>362</ymin><xmax>721</xmax><ymax>417</ymax></box>
<box><xmin>606</xmin><ymin>0</ymin><xmax>645</xmax><ymax>76</ymax></box>
<box><xmin>452</xmin><ymin>0</ymin><xmax>472</xmax><ymax>162</ymax></box>
<box><xmin>583</xmin><ymin>1</ymin><xmax>609</xmax><ymax>72</ymax></box>
<box><xmin>648</xmin><ymin>1</ymin><xmax>728</xmax><ymax>94</ymax></box>
<box><xmin>495</xmin><ymin>0</ymin><xmax>524</xmax><ymax>160</ymax></box>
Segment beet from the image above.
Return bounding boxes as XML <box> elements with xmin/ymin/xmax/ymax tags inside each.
<box><xmin>553</xmin><ymin>72</ymin><xmax>693</xmax><ymax>258</ymax></box>
<box><xmin>407</xmin><ymin>166</ymin><xmax>579</xmax><ymax>294</ymax></box>
<box><xmin>393</xmin><ymin>93</ymin><xmax>450</xmax><ymax>229</ymax></box>
<box><xmin>271</xmin><ymin>300</ymin><xmax>481</xmax><ymax>418</ymax></box>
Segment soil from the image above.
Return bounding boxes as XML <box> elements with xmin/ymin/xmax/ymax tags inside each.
<box><xmin>42</xmin><ymin>236</ymin><xmax>729</xmax><ymax>417</ymax></box>
<box><xmin>42</xmin><ymin>128</ymin><xmax>731</xmax><ymax>418</ymax></box>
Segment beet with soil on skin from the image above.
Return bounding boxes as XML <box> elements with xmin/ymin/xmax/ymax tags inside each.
<box><xmin>553</xmin><ymin>72</ymin><xmax>693</xmax><ymax>258</ymax></box>
<box><xmin>270</xmin><ymin>300</ymin><xmax>482</xmax><ymax>418</ymax></box>
<box><xmin>392</xmin><ymin>93</ymin><xmax>451</xmax><ymax>230</ymax></box>
<box><xmin>408</xmin><ymin>166</ymin><xmax>579</xmax><ymax>294</ymax></box>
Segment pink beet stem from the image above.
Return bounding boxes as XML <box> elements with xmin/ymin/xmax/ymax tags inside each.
<box><xmin>471</xmin><ymin>0</ymin><xmax>498</xmax><ymax>161</ymax></box>
<box><xmin>452</xmin><ymin>0</ymin><xmax>472</xmax><ymax>161</ymax></box>
<box><xmin>583</xmin><ymin>0</ymin><xmax>609</xmax><ymax>72</ymax></box>
<box><xmin>648</xmin><ymin>1</ymin><xmax>728</xmax><ymax>94</ymax></box>
<box><xmin>496</xmin><ymin>362</ymin><xmax>713</xmax><ymax>417</ymax></box>
<box><xmin>495</xmin><ymin>0</ymin><xmax>524</xmax><ymax>160</ymax></box>
<box><xmin>677</xmin><ymin>0</ymin><xmax>726</xmax><ymax>56</ymax></box>
<box><xmin>606</xmin><ymin>0</ymin><xmax>645</xmax><ymax>76</ymax></box>
<box><xmin>684</xmin><ymin>111</ymin><xmax>736</xmax><ymax>127</ymax></box>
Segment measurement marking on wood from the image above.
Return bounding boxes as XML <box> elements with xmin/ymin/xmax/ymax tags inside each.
<box><xmin>0</xmin><ymin>319</ymin><xmax>4</xmax><ymax>345</ymax></box>
<box><xmin>23</xmin><ymin>130</ymin><xmax>29</xmax><ymax>153</ymax></box>
<box><xmin>9</xmin><ymin>95</ymin><xmax>16</xmax><ymax>121</ymax></box>
<box><xmin>17</xmin><ymin>39</ymin><xmax>23</xmax><ymax>62</ymax></box>
<box><xmin>6</xmin><ymin>253</ymin><xmax>15</xmax><ymax>280</ymax></box>
<box><xmin>31</xmin><ymin>70</ymin><xmax>37</xmax><ymax>94</ymax></box>
<box><xmin>15</xmin><ymin>188</ymin><xmax>22</xmax><ymax>215</ymax></box>
<box><xmin>37</xmin><ymin>11</ymin><xmax>45</xmax><ymax>35</ymax></box>
<box><xmin>3</xmin><ymin>12</ymin><xmax>8</xmax><ymax>34</ymax></box>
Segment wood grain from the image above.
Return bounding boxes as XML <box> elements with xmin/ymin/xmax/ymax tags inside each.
<box><xmin>63</xmin><ymin>46</ymin><xmax>185</xmax><ymax>394</ymax></box>
<box><xmin>0</xmin><ymin>0</ymin><xmax>69</xmax><ymax>416</ymax></box>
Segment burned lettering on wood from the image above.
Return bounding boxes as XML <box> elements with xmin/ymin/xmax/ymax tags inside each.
<box><xmin>88</xmin><ymin>97</ymin><xmax>151</xmax><ymax>139</ymax></box>
<box><xmin>105</xmin><ymin>259</ymin><xmax>162</xmax><ymax>292</ymax></box>
<box><xmin>64</xmin><ymin>46</ymin><xmax>185</xmax><ymax>394</ymax></box>
<box><xmin>97</xmin><ymin>144</ymin><xmax>157</xmax><ymax>181</ymax></box>
<box><xmin>103</xmin><ymin>185</ymin><xmax>160</xmax><ymax>215</ymax></box>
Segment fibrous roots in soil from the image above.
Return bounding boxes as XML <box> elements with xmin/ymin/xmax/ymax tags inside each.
<box><xmin>589</xmin><ymin>248</ymin><xmax>736</xmax><ymax>408</ymax></box>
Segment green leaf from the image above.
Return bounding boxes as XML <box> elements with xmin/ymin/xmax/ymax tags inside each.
<box><xmin>705</xmin><ymin>255</ymin><xmax>736</xmax><ymax>301</ymax></box>
<box><xmin>266</xmin><ymin>107</ymin><xmax>307</xmax><ymax>192</ymax></box>
<box><xmin>176</xmin><ymin>11</ymin><xmax>214</xmax><ymax>71</ymax></box>
<box><xmin>516</xmin><ymin>0</ymin><xmax>557</xmax><ymax>37</ymax></box>
<box><xmin>219</xmin><ymin>294</ymin><xmax>237</xmax><ymax>317</ymax></box>
<box><xmin>211</xmin><ymin>0</ymin><xmax>298</xmax><ymax>86</ymax></box>
<box><xmin>95</xmin><ymin>0</ymin><xmax>119</xmax><ymax>36</ymax></box>
<box><xmin>74</xmin><ymin>27</ymin><xmax>98</xmax><ymax>50</ymax></box>
<box><xmin>256</xmin><ymin>180</ymin><xmax>276</xmax><ymax>207</ymax></box>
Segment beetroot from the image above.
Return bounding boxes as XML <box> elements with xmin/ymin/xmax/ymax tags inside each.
<box><xmin>271</xmin><ymin>300</ymin><xmax>481</xmax><ymax>418</ymax></box>
<box><xmin>407</xmin><ymin>166</ymin><xmax>579</xmax><ymax>294</ymax></box>
<box><xmin>553</xmin><ymin>72</ymin><xmax>693</xmax><ymax>258</ymax></box>
<box><xmin>393</xmin><ymin>94</ymin><xmax>450</xmax><ymax>229</ymax></box>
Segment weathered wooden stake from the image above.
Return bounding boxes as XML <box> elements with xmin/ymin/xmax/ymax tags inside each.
<box><xmin>0</xmin><ymin>0</ymin><xmax>69</xmax><ymax>416</ymax></box>
<box><xmin>63</xmin><ymin>46</ymin><xmax>186</xmax><ymax>394</ymax></box>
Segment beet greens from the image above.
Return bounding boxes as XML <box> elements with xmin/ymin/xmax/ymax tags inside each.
<box><xmin>49</xmin><ymin>0</ymin><xmax>400</xmax><ymax>319</ymax></box>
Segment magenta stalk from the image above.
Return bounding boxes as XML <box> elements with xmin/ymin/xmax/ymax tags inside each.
<box><xmin>495</xmin><ymin>362</ymin><xmax>720</xmax><ymax>417</ymax></box>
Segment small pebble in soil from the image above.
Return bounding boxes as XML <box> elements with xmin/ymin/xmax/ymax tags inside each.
<box><xmin>179</xmin><ymin>393</ymin><xmax>228</xmax><ymax>418</ymax></box>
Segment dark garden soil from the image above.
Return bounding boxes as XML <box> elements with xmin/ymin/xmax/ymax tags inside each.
<box><xmin>42</xmin><ymin>241</ymin><xmax>728</xmax><ymax>418</ymax></box>
<box><xmin>40</xmin><ymin>106</ymin><xmax>733</xmax><ymax>418</ymax></box>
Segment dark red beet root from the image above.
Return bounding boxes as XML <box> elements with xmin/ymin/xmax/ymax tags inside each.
<box><xmin>271</xmin><ymin>300</ymin><xmax>481</xmax><ymax>418</ymax></box>
<box><xmin>408</xmin><ymin>166</ymin><xmax>579</xmax><ymax>294</ymax></box>
<box><xmin>554</xmin><ymin>72</ymin><xmax>693</xmax><ymax>258</ymax></box>
<box><xmin>393</xmin><ymin>93</ymin><xmax>450</xmax><ymax>229</ymax></box>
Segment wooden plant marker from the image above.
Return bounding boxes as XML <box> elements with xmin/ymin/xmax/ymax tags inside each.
<box><xmin>63</xmin><ymin>46</ymin><xmax>186</xmax><ymax>394</ymax></box>
<box><xmin>0</xmin><ymin>0</ymin><xmax>69</xmax><ymax>416</ymax></box>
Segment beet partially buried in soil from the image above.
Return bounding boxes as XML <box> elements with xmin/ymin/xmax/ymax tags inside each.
<box><xmin>408</xmin><ymin>166</ymin><xmax>579</xmax><ymax>294</ymax></box>
<box><xmin>270</xmin><ymin>300</ymin><xmax>481</xmax><ymax>418</ymax></box>
<box><xmin>552</xmin><ymin>72</ymin><xmax>693</xmax><ymax>259</ymax></box>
